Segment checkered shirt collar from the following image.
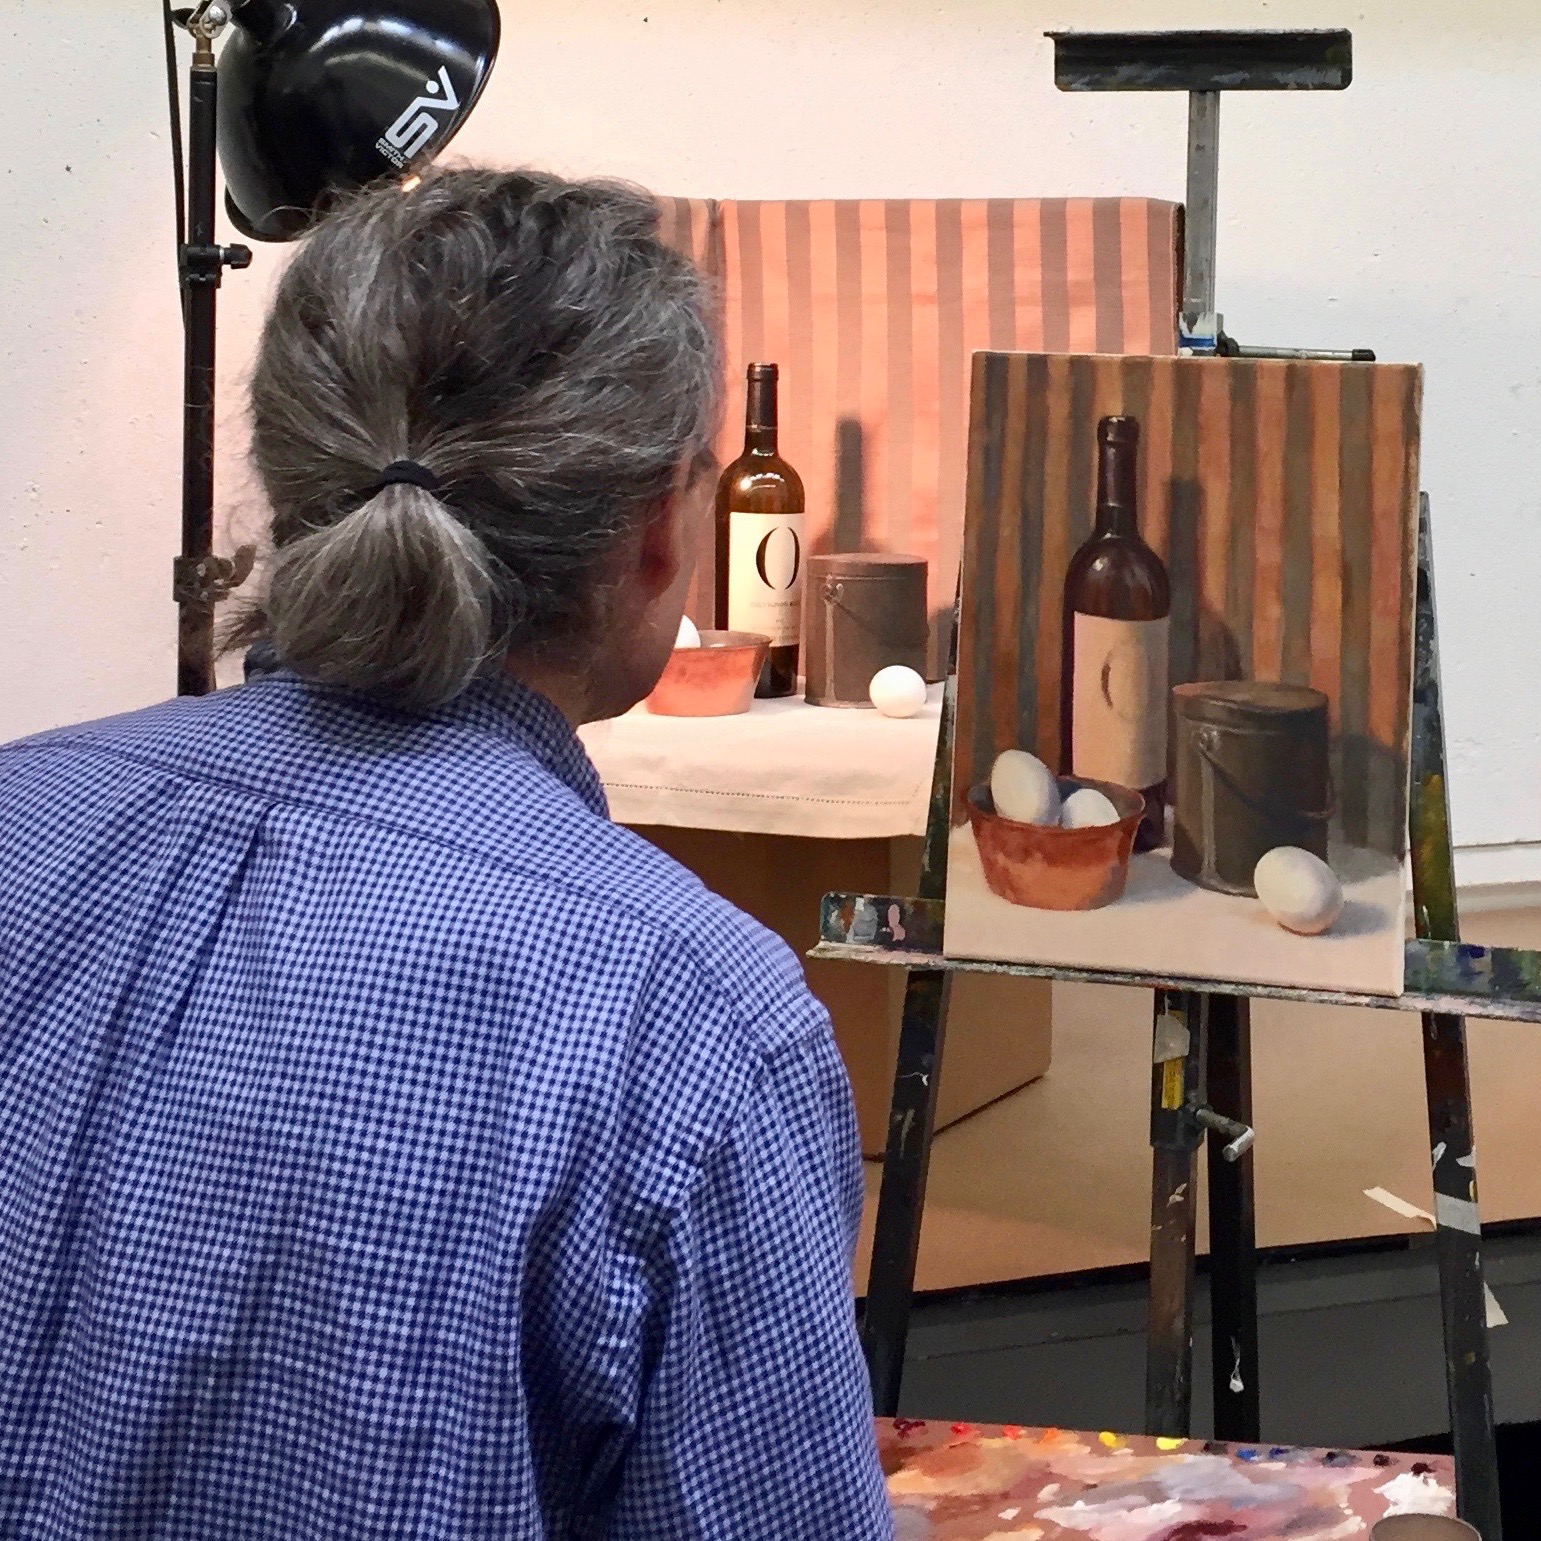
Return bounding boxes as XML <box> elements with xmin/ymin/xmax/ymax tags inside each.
<box><xmin>447</xmin><ymin>673</ymin><xmax>609</xmax><ymax>818</ymax></box>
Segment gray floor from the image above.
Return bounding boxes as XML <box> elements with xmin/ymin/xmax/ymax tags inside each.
<box><xmin>897</xmin><ymin>1230</ymin><xmax>1541</xmax><ymax>1450</ymax></box>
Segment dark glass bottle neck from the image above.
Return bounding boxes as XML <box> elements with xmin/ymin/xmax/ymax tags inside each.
<box><xmin>1094</xmin><ymin>437</ymin><xmax>1139</xmax><ymax>537</ymax></box>
<box><xmin>745</xmin><ymin>367</ymin><xmax>778</xmax><ymax>454</ymax></box>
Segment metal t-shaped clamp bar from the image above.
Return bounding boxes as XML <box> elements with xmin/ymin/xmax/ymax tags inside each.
<box><xmin>1151</xmin><ymin>997</ymin><xmax>1257</xmax><ymax>1161</ymax></box>
<box><xmin>1195</xmin><ymin>1106</ymin><xmax>1256</xmax><ymax>1163</ymax></box>
<box><xmin>1047</xmin><ymin>28</ymin><xmax>1354</xmax><ymax>355</ymax></box>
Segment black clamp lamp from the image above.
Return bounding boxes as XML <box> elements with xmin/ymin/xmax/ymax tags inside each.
<box><xmin>164</xmin><ymin>0</ymin><xmax>500</xmax><ymax>695</ymax></box>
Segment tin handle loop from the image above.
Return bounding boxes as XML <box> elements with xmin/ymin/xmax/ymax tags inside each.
<box><xmin>1194</xmin><ymin>733</ymin><xmax>1336</xmax><ymax>822</ymax></box>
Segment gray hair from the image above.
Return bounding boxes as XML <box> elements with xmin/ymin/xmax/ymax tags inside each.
<box><xmin>230</xmin><ymin>167</ymin><xmax>722</xmax><ymax>712</ymax></box>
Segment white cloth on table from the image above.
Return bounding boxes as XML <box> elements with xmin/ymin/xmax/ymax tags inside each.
<box><xmin>577</xmin><ymin>687</ymin><xmax>944</xmax><ymax>839</ymax></box>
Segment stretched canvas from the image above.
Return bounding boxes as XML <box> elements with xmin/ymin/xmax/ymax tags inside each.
<box><xmin>944</xmin><ymin>353</ymin><xmax>1421</xmax><ymax>997</ymax></box>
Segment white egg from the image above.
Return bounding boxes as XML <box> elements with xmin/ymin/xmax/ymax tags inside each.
<box><xmin>990</xmin><ymin>749</ymin><xmax>1061</xmax><ymax>826</ymax></box>
<box><xmin>1060</xmin><ymin>787</ymin><xmax>1121</xmax><ymax>829</ymax></box>
<box><xmin>868</xmin><ymin>665</ymin><xmax>928</xmax><ymax>718</ymax></box>
<box><xmin>1254</xmin><ymin>847</ymin><xmax>1344</xmax><ymax>935</ymax></box>
<box><xmin>675</xmin><ymin>615</ymin><xmax>701</xmax><ymax>649</ymax></box>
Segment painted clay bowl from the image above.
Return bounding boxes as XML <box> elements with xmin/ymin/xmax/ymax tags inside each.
<box><xmin>645</xmin><ymin>630</ymin><xmax>770</xmax><ymax>717</ymax></box>
<box><xmin>966</xmin><ymin>778</ymin><xmax>1145</xmax><ymax>911</ymax></box>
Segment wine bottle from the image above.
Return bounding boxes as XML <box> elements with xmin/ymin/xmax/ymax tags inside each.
<box><xmin>715</xmin><ymin>363</ymin><xmax>806</xmax><ymax>698</ymax></box>
<box><xmin>1059</xmin><ymin>415</ymin><xmax>1171</xmax><ymax>852</ymax></box>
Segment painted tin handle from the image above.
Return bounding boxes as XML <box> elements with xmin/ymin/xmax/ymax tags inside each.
<box><xmin>1195</xmin><ymin>727</ymin><xmax>1335</xmax><ymax>822</ymax></box>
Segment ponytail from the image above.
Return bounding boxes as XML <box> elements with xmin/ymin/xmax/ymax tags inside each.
<box><xmin>265</xmin><ymin>484</ymin><xmax>498</xmax><ymax>713</ymax></box>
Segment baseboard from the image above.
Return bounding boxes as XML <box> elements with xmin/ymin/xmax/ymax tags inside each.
<box><xmin>1396</xmin><ymin>843</ymin><xmax>1541</xmax><ymax>912</ymax></box>
<box><xmin>1454</xmin><ymin>842</ymin><xmax>1541</xmax><ymax>910</ymax></box>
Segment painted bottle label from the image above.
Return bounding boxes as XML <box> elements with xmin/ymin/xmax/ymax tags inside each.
<box><xmin>1070</xmin><ymin>612</ymin><xmax>1169</xmax><ymax>789</ymax></box>
<box><xmin>726</xmin><ymin>510</ymin><xmax>804</xmax><ymax>647</ymax></box>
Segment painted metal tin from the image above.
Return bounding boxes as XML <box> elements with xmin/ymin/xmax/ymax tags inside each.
<box><xmin>804</xmin><ymin>553</ymin><xmax>929</xmax><ymax>706</ymax></box>
<box><xmin>1171</xmin><ymin>680</ymin><xmax>1331</xmax><ymax>895</ymax></box>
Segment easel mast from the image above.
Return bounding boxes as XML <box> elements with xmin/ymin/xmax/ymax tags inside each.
<box><xmin>826</xmin><ymin>31</ymin><xmax>1514</xmax><ymax>1540</ymax></box>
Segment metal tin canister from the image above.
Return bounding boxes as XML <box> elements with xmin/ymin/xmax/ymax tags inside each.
<box><xmin>804</xmin><ymin>553</ymin><xmax>929</xmax><ymax>706</ymax></box>
<box><xmin>1171</xmin><ymin>681</ymin><xmax>1332</xmax><ymax>895</ymax></box>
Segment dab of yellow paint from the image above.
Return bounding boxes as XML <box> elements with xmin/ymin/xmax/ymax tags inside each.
<box><xmin>1099</xmin><ymin>1432</ymin><xmax>1125</xmax><ymax>1449</ymax></box>
<box><xmin>1156</xmin><ymin>1437</ymin><xmax>1185</xmax><ymax>1450</ymax></box>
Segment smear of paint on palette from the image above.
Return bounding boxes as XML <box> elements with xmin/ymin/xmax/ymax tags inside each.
<box><xmin>1378</xmin><ymin>1469</ymin><xmax>1456</xmax><ymax>1516</ymax></box>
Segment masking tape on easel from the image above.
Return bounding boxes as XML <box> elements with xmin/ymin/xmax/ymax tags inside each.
<box><xmin>1161</xmin><ymin>1059</ymin><xmax>1184</xmax><ymax>1110</ymax></box>
<box><xmin>1362</xmin><ymin>1187</ymin><xmax>1506</xmax><ymax>1327</ymax></box>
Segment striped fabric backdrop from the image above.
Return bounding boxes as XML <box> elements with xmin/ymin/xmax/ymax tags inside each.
<box><xmin>654</xmin><ymin>197</ymin><xmax>1182</xmax><ymax>662</ymax></box>
<box><xmin>655</xmin><ymin>196</ymin><xmax>719</xmax><ymax>276</ymax></box>
<box><xmin>954</xmin><ymin>352</ymin><xmax>1422</xmax><ymax>856</ymax></box>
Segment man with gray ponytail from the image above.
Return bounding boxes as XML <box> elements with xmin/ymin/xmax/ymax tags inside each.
<box><xmin>0</xmin><ymin>170</ymin><xmax>894</xmax><ymax>1539</ymax></box>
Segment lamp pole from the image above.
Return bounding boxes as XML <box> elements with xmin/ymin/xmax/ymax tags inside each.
<box><xmin>174</xmin><ymin>1</ymin><xmax>253</xmax><ymax>696</ymax></box>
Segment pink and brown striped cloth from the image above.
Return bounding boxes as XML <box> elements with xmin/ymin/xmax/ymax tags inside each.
<box><xmin>655</xmin><ymin>196</ymin><xmax>1182</xmax><ymax>667</ymax></box>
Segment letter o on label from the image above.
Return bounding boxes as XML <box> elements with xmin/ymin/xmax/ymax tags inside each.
<box><xmin>755</xmin><ymin>526</ymin><xmax>801</xmax><ymax>590</ymax></box>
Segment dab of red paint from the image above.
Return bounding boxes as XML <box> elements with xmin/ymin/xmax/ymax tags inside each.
<box><xmin>950</xmin><ymin>1422</ymin><xmax>975</xmax><ymax>1436</ymax></box>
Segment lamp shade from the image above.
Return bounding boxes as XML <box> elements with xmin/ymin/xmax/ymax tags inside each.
<box><xmin>218</xmin><ymin>0</ymin><xmax>500</xmax><ymax>242</ymax></box>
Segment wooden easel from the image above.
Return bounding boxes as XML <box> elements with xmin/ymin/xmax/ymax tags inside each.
<box><xmin>817</xmin><ymin>30</ymin><xmax>1540</xmax><ymax>1541</ymax></box>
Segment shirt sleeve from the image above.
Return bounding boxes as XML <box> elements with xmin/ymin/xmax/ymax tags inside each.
<box><xmin>605</xmin><ymin>1003</ymin><xmax>895</xmax><ymax>1540</ymax></box>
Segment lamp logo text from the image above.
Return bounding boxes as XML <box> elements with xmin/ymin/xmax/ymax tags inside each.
<box><xmin>376</xmin><ymin>67</ymin><xmax>461</xmax><ymax>167</ymax></box>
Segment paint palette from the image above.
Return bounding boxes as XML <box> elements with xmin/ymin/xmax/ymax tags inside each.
<box><xmin>881</xmin><ymin>1419</ymin><xmax>1455</xmax><ymax>1539</ymax></box>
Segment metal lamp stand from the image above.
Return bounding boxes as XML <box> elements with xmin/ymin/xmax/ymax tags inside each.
<box><xmin>171</xmin><ymin>0</ymin><xmax>254</xmax><ymax>696</ymax></box>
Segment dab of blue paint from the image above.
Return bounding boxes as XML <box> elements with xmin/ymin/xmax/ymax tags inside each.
<box><xmin>1237</xmin><ymin>1448</ymin><xmax>1261</xmax><ymax>1462</ymax></box>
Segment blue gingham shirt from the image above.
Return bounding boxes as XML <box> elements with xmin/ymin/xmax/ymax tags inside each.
<box><xmin>0</xmin><ymin>672</ymin><xmax>894</xmax><ymax>1539</ymax></box>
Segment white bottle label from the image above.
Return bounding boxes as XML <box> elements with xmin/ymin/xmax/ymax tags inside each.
<box><xmin>1070</xmin><ymin>612</ymin><xmax>1169</xmax><ymax>790</ymax></box>
<box><xmin>726</xmin><ymin>510</ymin><xmax>804</xmax><ymax>647</ymax></box>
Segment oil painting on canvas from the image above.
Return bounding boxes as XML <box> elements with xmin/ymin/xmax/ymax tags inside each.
<box><xmin>944</xmin><ymin>352</ymin><xmax>1421</xmax><ymax>998</ymax></box>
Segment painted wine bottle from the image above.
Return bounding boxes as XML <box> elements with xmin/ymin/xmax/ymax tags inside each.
<box><xmin>715</xmin><ymin>363</ymin><xmax>805</xmax><ymax>697</ymax></box>
<box><xmin>1059</xmin><ymin>415</ymin><xmax>1171</xmax><ymax>852</ymax></box>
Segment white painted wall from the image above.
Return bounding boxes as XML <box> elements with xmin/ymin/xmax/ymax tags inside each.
<box><xmin>4</xmin><ymin>0</ymin><xmax>1540</xmax><ymax>873</ymax></box>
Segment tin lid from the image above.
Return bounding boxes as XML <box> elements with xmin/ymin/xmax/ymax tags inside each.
<box><xmin>808</xmin><ymin>552</ymin><xmax>927</xmax><ymax>581</ymax></box>
<box><xmin>1173</xmin><ymin>680</ymin><xmax>1328</xmax><ymax>729</ymax></box>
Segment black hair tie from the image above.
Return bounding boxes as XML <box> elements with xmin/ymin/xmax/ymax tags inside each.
<box><xmin>362</xmin><ymin>459</ymin><xmax>442</xmax><ymax>498</ymax></box>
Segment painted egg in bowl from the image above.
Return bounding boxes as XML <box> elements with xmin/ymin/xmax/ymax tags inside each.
<box><xmin>966</xmin><ymin>778</ymin><xmax>1145</xmax><ymax>911</ymax></box>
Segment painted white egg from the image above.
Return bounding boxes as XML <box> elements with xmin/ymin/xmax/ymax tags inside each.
<box><xmin>1060</xmin><ymin>787</ymin><xmax>1121</xmax><ymax>829</ymax></box>
<box><xmin>675</xmin><ymin>615</ymin><xmax>701</xmax><ymax>649</ymax></box>
<box><xmin>868</xmin><ymin>665</ymin><xmax>928</xmax><ymax>719</ymax></box>
<box><xmin>1254</xmin><ymin>846</ymin><xmax>1344</xmax><ymax>935</ymax></box>
<box><xmin>990</xmin><ymin>749</ymin><xmax>1061</xmax><ymax>826</ymax></box>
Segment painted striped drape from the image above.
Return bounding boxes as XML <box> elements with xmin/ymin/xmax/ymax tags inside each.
<box><xmin>954</xmin><ymin>353</ymin><xmax>1422</xmax><ymax>856</ymax></box>
<box><xmin>654</xmin><ymin>197</ymin><xmax>1183</xmax><ymax>664</ymax></box>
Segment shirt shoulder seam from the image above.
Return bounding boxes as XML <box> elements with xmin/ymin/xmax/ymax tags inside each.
<box><xmin>2</xmin><ymin>733</ymin><xmax>810</xmax><ymax>1059</ymax></box>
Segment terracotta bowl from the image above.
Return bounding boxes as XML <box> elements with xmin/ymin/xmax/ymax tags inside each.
<box><xmin>645</xmin><ymin>631</ymin><xmax>770</xmax><ymax>717</ymax></box>
<box><xmin>966</xmin><ymin>778</ymin><xmax>1145</xmax><ymax>911</ymax></box>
